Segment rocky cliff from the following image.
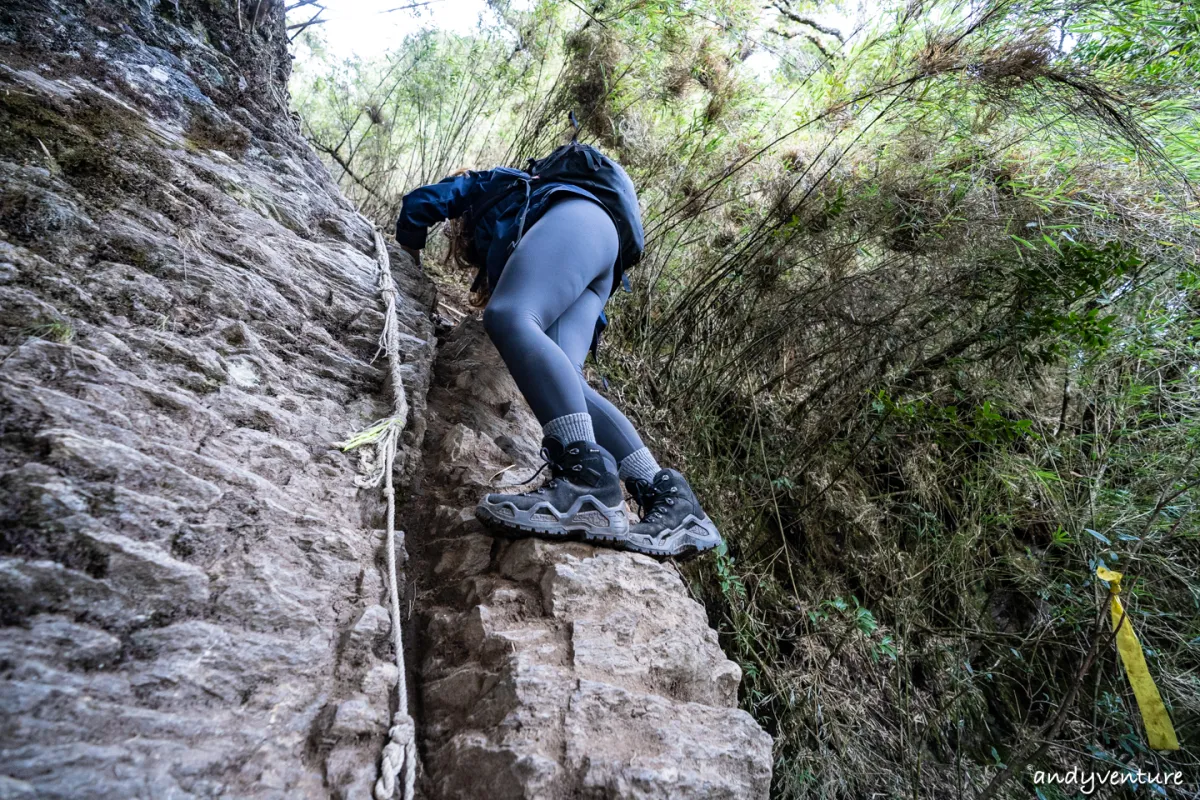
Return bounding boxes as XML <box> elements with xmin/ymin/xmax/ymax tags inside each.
<box><xmin>0</xmin><ymin>2</ymin><xmax>772</xmax><ymax>798</ymax></box>
<box><xmin>0</xmin><ymin>2</ymin><xmax>435</xmax><ymax>796</ymax></box>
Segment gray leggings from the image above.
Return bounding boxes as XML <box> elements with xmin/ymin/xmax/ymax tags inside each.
<box><xmin>482</xmin><ymin>196</ymin><xmax>645</xmax><ymax>462</ymax></box>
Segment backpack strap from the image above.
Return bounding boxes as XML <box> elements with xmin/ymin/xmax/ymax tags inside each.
<box><xmin>503</xmin><ymin>175</ymin><xmax>536</xmax><ymax>264</ymax></box>
<box><xmin>470</xmin><ymin>266</ymin><xmax>487</xmax><ymax>293</ymax></box>
<box><xmin>582</xmin><ymin>145</ymin><xmax>601</xmax><ymax>171</ymax></box>
<box><xmin>513</xmin><ymin>177</ymin><xmax>534</xmax><ymax>244</ymax></box>
<box><xmin>589</xmin><ymin>310</ymin><xmax>608</xmax><ymax>363</ymax></box>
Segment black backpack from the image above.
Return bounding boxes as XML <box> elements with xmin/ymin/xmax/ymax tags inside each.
<box><xmin>523</xmin><ymin>139</ymin><xmax>645</xmax><ymax>287</ymax></box>
<box><xmin>461</xmin><ymin>124</ymin><xmax>645</xmax><ymax>302</ymax></box>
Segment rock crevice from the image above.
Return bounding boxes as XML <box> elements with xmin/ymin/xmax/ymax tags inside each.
<box><xmin>0</xmin><ymin>2</ymin><xmax>772</xmax><ymax>797</ymax></box>
<box><xmin>405</xmin><ymin>320</ymin><xmax>773</xmax><ymax>799</ymax></box>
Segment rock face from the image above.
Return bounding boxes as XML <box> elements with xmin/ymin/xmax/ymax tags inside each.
<box><xmin>0</xmin><ymin>2</ymin><xmax>435</xmax><ymax>798</ymax></box>
<box><xmin>0</xmin><ymin>2</ymin><xmax>772</xmax><ymax>798</ymax></box>
<box><xmin>407</xmin><ymin>320</ymin><xmax>773</xmax><ymax>799</ymax></box>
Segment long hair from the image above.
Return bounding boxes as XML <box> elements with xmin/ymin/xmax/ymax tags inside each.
<box><xmin>439</xmin><ymin>167</ymin><xmax>491</xmax><ymax>308</ymax></box>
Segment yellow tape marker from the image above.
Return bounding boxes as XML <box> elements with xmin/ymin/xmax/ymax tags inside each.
<box><xmin>1095</xmin><ymin>566</ymin><xmax>1179</xmax><ymax>751</ymax></box>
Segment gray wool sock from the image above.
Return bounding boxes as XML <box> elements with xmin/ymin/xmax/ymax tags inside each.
<box><xmin>543</xmin><ymin>412</ymin><xmax>595</xmax><ymax>445</ymax></box>
<box><xmin>618</xmin><ymin>447</ymin><xmax>662</xmax><ymax>484</ymax></box>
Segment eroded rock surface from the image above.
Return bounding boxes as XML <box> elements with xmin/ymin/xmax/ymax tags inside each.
<box><xmin>2</xmin><ymin>4</ymin><xmax>772</xmax><ymax>798</ymax></box>
<box><xmin>0</xmin><ymin>3</ymin><xmax>434</xmax><ymax>798</ymax></box>
<box><xmin>408</xmin><ymin>320</ymin><xmax>773</xmax><ymax>799</ymax></box>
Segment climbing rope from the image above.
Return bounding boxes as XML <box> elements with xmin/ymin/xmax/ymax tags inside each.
<box><xmin>340</xmin><ymin>223</ymin><xmax>417</xmax><ymax>800</ymax></box>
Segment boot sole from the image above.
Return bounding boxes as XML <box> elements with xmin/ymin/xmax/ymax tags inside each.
<box><xmin>621</xmin><ymin>514</ymin><xmax>724</xmax><ymax>561</ymax></box>
<box><xmin>476</xmin><ymin>494</ymin><xmax>629</xmax><ymax>546</ymax></box>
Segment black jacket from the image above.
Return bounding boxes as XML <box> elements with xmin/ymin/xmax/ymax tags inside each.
<box><xmin>394</xmin><ymin>155</ymin><xmax>643</xmax><ymax>298</ymax></box>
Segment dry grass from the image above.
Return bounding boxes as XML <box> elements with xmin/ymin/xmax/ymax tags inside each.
<box><xmin>294</xmin><ymin>1</ymin><xmax>1200</xmax><ymax>795</ymax></box>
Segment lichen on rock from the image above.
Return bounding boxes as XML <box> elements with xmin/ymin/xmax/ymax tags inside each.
<box><xmin>1</xmin><ymin>2</ymin><xmax>435</xmax><ymax>798</ymax></box>
<box><xmin>0</xmin><ymin>2</ymin><xmax>772</xmax><ymax>798</ymax></box>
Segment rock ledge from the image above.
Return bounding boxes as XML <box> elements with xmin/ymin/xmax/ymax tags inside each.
<box><xmin>408</xmin><ymin>320</ymin><xmax>773</xmax><ymax>799</ymax></box>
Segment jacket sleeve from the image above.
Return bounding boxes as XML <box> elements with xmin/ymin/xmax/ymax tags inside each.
<box><xmin>394</xmin><ymin>170</ymin><xmax>492</xmax><ymax>250</ymax></box>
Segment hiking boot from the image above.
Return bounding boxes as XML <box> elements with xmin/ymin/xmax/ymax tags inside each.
<box><xmin>476</xmin><ymin>438</ymin><xmax>629</xmax><ymax>544</ymax></box>
<box><xmin>624</xmin><ymin>469</ymin><xmax>723</xmax><ymax>559</ymax></box>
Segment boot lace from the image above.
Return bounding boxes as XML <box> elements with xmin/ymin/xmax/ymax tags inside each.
<box><xmin>632</xmin><ymin>473</ymin><xmax>678</xmax><ymax>523</ymax></box>
<box><xmin>511</xmin><ymin>446</ymin><xmax>585</xmax><ymax>495</ymax></box>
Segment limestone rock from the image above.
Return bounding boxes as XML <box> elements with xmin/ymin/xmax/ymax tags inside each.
<box><xmin>0</xmin><ymin>3</ymin><xmax>434</xmax><ymax>798</ymax></box>
<box><xmin>349</xmin><ymin>604</ymin><xmax>392</xmax><ymax>651</ymax></box>
<box><xmin>410</xmin><ymin>320</ymin><xmax>773</xmax><ymax>799</ymax></box>
<box><xmin>361</xmin><ymin>663</ymin><xmax>400</xmax><ymax>704</ymax></box>
<box><xmin>331</xmin><ymin>694</ymin><xmax>388</xmax><ymax>738</ymax></box>
<box><xmin>2</xmin><ymin>4</ymin><xmax>772</xmax><ymax>799</ymax></box>
<box><xmin>564</xmin><ymin>680</ymin><xmax>773</xmax><ymax>799</ymax></box>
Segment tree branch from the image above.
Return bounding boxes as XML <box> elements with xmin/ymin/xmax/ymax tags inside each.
<box><xmin>311</xmin><ymin>140</ymin><xmax>385</xmax><ymax>202</ymax></box>
<box><xmin>772</xmin><ymin>1</ymin><xmax>845</xmax><ymax>42</ymax></box>
<box><xmin>287</xmin><ymin>6</ymin><xmax>325</xmax><ymax>37</ymax></box>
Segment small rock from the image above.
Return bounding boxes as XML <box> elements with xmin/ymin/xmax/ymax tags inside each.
<box><xmin>348</xmin><ymin>604</ymin><xmax>391</xmax><ymax>652</ymax></box>
<box><xmin>330</xmin><ymin>694</ymin><xmax>386</xmax><ymax>738</ymax></box>
<box><xmin>361</xmin><ymin>662</ymin><xmax>399</xmax><ymax>702</ymax></box>
<box><xmin>225</xmin><ymin>357</ymin><xmax>261</xmax><ymax>388</ymax></box>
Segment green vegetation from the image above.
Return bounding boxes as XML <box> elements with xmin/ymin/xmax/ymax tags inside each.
<box><xmin>25</xmin><ymin>321</ymin><xmax>75</xmax><ymax>344</ymax></box>
<box><xmin>291</xmin><ymin>1</ymin><xmax>1199</xmax><ymax>795</ymax></box>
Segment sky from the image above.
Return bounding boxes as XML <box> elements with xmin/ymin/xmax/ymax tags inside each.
<box><xmin>290</xmin><ymin>0</ymin><xmax>518</xmax><ymax>59</ymax></box>
<box><xmin>289</xmin><ymin>0</ymin><xmax>857</xmax><ymax>75</ymax></box>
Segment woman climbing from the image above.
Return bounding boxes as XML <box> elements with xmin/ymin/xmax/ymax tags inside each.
<box><xmin>393</xmin><ymin>137</ymin><xmax>722</xmax><ymax>559</ymax></box>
